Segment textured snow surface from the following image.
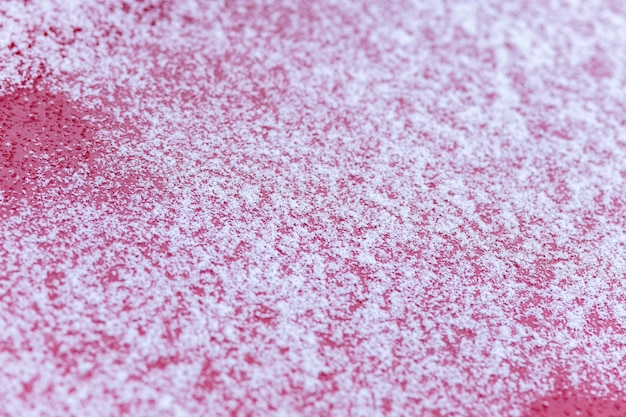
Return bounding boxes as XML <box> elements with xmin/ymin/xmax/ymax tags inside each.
<box><xmin>2</xmin><ymin>0</ymin><xmax>626</xmax><ymax>416</ymax></box>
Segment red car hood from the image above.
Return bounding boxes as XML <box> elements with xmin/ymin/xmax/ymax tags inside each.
<box><xmin>1</xmin><ymin>1</ymin><xmax>626</xmax><ymax>416</ymax></box>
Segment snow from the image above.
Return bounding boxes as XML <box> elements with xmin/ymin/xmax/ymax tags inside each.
<box><xmin>2</xmin><ymin>0</ymin><xmax>626</xmax><ymax>416</ymax></box>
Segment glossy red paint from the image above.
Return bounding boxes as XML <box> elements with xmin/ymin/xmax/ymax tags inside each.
<box><xmin>0</xmin><ymin>86</ymin><xmax>101</xmax><ymax>213</ymax></box>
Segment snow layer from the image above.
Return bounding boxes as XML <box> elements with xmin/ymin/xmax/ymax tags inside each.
<box><xmin>1</xmin><ymin>0</ymin><xmax>626</xmax><ymax>416</ymax></box>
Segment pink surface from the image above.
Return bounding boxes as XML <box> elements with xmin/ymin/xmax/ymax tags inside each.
<box><xmin>2</xmin><ymin>1</ymin><xmax>626</xmax><ymax>416</ymax></box>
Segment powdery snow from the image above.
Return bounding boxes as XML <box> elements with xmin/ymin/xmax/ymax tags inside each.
<box><xmin>1</xmin><ymin>1</ymin><xmax>626</xmax><ymax>416</ymax></box>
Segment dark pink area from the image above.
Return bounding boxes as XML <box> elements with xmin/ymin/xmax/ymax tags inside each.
<box><xmin>0</xmin><ymin>86</ymin><xmax>101</xmax><ymax>212</ymax></box>
<box><xmin>520</xmin><ymin>370</ymin><xmax>626</xmax><ymax>416</ymax></box>
<box><xmin>0</xmin><ymin>84</ymin><xmax>165</xmax><ymax>218</ymax></box>
<box><xmin>524</xmin><ymin>376</ymin><xmax>626</xmax><ymax>417</ymax></box>
<box><xmin>525</xmin><ymin>394</ymin><xmax>626</xmax><ymax>417</ymax></box>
